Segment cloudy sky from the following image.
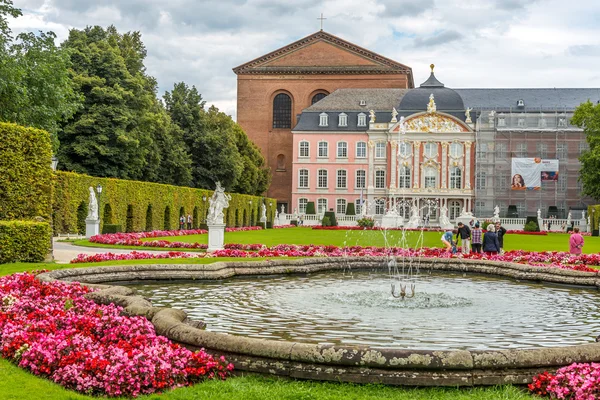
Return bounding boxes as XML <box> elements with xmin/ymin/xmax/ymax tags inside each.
<box><xmin>9</xmin><ymin>0</ymin><xmax>600</xmax><ymax>119</ymax></box>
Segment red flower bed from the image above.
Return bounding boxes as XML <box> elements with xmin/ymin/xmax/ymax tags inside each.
<box><xmin>530</xmin><ymin>363</ymin><xmax>600</xmax><ymax>399</ymax></box>
<box><xmin>0</xmin><ymin>272</ymin><xmax>232</xmax><ymax>397</ymax></box>
<box><xmin>312</xmin><ymin>226</ymin><xmax>444</xmax><ymax>231</ymax></box>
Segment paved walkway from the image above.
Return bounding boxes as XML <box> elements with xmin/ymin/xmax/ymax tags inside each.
<box><xmin>52</xmin><ymin>239</ymin><xmax>179</xmax><ymax>264</ymax></box>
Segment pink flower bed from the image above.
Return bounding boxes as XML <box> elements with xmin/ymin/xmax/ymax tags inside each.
<box><xmin>71</xmin><ymin>246</ymin><xmax>600</xmax><ymax>273</ymax></box>
<box><xmin>313</xmin><ymin>226</ymin><xmax>444</xmax><ymax>231</ymax></box>
<box><xmin>273</xmin><ymin>225</ymin><xmax>296</xmax><ymax>229</ymax></box>
<box><xmin>530</xmin><ymin>363</ymin><xmax>600</xmax><ymax>399</ymax></box>
<box><xmin>89</xmin><ymin>227</ymin><xmax>264</xmax><ymax>249</ymax></box>
<box><xmin>0</xmin><ymin>272</ymin><xmax>232</xmax><ymax>397</ymax></box>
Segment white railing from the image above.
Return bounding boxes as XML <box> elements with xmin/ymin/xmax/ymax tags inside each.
<box><xmin>542</xmin><ymin>218</ymin><xmax>580</xmax><ymax>232</ymax></box>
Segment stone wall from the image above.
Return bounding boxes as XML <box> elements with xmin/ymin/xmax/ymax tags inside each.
<box><xmin>38</xmin><ymin>258</ymin><xmax>600</xmax><ymax>386</ymax></box>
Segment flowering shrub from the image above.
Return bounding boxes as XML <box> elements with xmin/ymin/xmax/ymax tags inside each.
<box><xmin>530</xmin><ymin>363</ymin><xmax>600</xmax><ymax>399</ymax></box>
<box><xmin>312</xmin><ymin>226</ymin><xmax>445</xmax><ymax>231</ymax></box>
<box><xmin>356</xmin><ymin>216</ymin><xmax>375</xmax><ymax>228</ymax></box>
<box><xmin>273</xmin><ymin>225</ymin><xmax>296</xmax><ymax>229</ymax></box>
<box><xmin>71</xmin><ymin>246</ymin><xmax>600</xmax><ymax>273</ymax></box>
<box><xmin>505</xmin><ymin>230</ymin><xmax>547</xmax><ymax>235</ymax></box>
<box><xmin>0</xmin><ymin>272</ymin><xmax>233</xmax><ymax>397</ymax></box>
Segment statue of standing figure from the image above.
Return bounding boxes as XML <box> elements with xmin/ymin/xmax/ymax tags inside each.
<box><xmin>493</xmin><ymin>205</ymin><xmax>500</xmax><ymax>220</ymax></box>
<box><xmin>260</xmin><ymin>203</ymin><xmax>267</xmax><ymax>221</ymax></box>
<box><xmin>439</xmin><ymin>205</ymin><xmax>451</xmax><ymax>227</ymax></box>
<box><xmin>207</xmin><ymin>182</ymin><xmax>232</xmax><ymax>225</ymax></box>
<box><xmin>280</xmin><ymin>204</ymin><xmax>285</xmax><ymax>215</ymax></box>
<box><xmin>537</xmin><ymin>209</ymin><xmax>542</xmax><ymax>219</ymax></box>
<box><xmin>87</xmin><ymin>187</ymin><xmax>99</xmax><ymax>220</ymax></box>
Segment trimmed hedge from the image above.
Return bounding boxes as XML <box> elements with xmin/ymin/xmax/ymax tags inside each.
<box><xmin>0</xmin><ymin>123</ymin><xmax>53</xmax><ymax>221</ymax></box>
<box><xmin>0</xmin><ymin>221</ymin><xmax>51</xmax><ymax>263</ymax></box>
<box><xmin>53</xmin><ymin>171</ymin><xmax>277</xmax><ymax>234</ymax></box>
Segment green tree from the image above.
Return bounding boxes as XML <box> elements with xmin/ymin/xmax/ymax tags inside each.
<box><xmin>231</xmin><ymin>123</ymin><xmax>271</xmax><ymax>195</ymax></box>
<box><xmin>572</xmin><ymin>101</ymin><xmax>600</xmax><ymax>200</ymax></box>
<box><xmin>0</xmin><ymin>1</ymin><xmax>80</xmax><ymax>151</ymax></box>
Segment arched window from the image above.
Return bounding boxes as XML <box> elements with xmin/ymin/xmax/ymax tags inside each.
<box><xmin>312</xmin><ymin>93</ymin><xmax>327</xmax><ymax>104</ymax></box>
<box><xmin>450</xmin><ymin>167</ymin><xmax>462</xmax><ymax>189</ymax></box>
<box><xmin>399</xmin><ymin>166</ymin><xmax>411</xmax><ymax>189</ymax></box>
<box><xmin>317</xmin><ymin>198</ymin><xmax>328</xmax><ymax>214</ymax></box>
<box><xmin>273</xmin><ymin>93</ymin><xmax>292</xmax><ymax>128</ymax></box>
<box><xmin>276</xmin><ymin>154</ymin><xmax>286</xmax><ymax>171</ymax></box>
<box><xmin>375</xmin><ymin>198</ymin><xmax>385</xmax><ymax>215</ymax></box>
<box><xmin>336</xmin><ymin>199</ymin><xmax>347</xmax><ymax>215</ymax></box>
<box><xmin>317</xmin><ymin>169</ymin><xmax>328</xmax><ymax>188</ymax></box>
<box><xmin>424</xmin><ymin>168</ymin><xmax>437</xmax><ymax>188</ymax></box>
<box><xmin>450</xmin><ymin>142</ymin><xmax>463</xmax><ymax>158</ymax></box>
<box><xmin>424</xmin><ymin>142</ymin><xmax>438</xmax><ymax>158</ymax></box>
<box><xmin>399</xmin><ymin>142</ymin><xmax>411</xmax><ymax>157</ymax></box>
<box><xmin>375</xmin><ymin>170</ymin><xmax>386</xmax><ymax>189</ymax></box>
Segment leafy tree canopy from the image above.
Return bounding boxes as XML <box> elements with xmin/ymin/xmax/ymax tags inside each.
<box><xmin>572</xmin><ymin>101</ymin><xmax>600</xmax><ymax>201</ymax></box>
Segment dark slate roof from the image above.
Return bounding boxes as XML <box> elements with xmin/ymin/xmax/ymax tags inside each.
<box><xmin>455</xmin><ymin>88</ymin><xmax>600</xmax><ymax>111</ymax></box>
<box><xmin>399</xmin><ymin>71</ymin><xmax>464</xmax><ymax>111</ymax></box>
<box><xmin>305</xmin><ymin>88</ymin><xmax>408</xmax><ymax>112</ymax></box>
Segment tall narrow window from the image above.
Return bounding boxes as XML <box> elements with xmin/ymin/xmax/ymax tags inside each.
<box><xmin>298</xmin><ymin>198</ymin><xmax>308</xmax><ymax>214</ymax></box>
<box><xmin>317</xmin><ymin>198</ymin><xmax>327</xmax><ymax>214</ymax></box>
<box><xmin>273</xmin><ymin>93</ymin><xmax>291</xmax><ymax>128</ymax></box>
<box><xmin>449</xmin><ymin>143</ymin><xmax>463</xmax><ymax>158</ymax></box>
<box><xmin>476</xmin><ymin>171</ymin><xmax>487</xmax><ymax>189</ymax></box>
<box><xmin>299</xmin><ymin>141</ymin><xmax>309</xmax><ymax>158</ymax></box>
<box><xmin>449</xmin><ymin>200</ymin><xmax>461</xmax><ymax>220</ymax></box>
<box><xmin>318</xmin><ymin>141</ymin><xmax>328</xmax><ymax>157</ymax></box>
<box><xmin>357</xmin><ymin>113</ymin><xmax>367</xmax><ymax>127</ymax></box>
<box><xmin>495</xmin><ymin>142</ymin><xmax>507</xmax><ymax>159</ymax></box>
<box><xmin>375</xmin><ymin>199</ymin><xmax>385</xmax><ymax>215</ymax></box>
<box><xmin>399</xmin><ymin>166</ymin><xmax>411</xmax><ymax>189</ymax></box>
<box><xmin>375</xmin><ymin>142</ymin><xmax>386</xmax><ymax>159</ymax></box>
<box><xmin>337</xmin><ymin>170</ymin><xmax>347</xmax><ymax>189</ymax></box>
<box><xmin>312</xmin><ymin>93</ymin><xmax>327</xmax><ymax>104</ymax></box>
<box><xmin>298</xmin><ymin>169</ymin><xmax>309</xmax><ymax>188</ymax></box>
<box><xmin>398</xmin><ymin>142</ymin><xmax>411</xmax><ymax>157</ymax></box>
<box><xmin>449</xmin><ymin>167</ymin><xmax>462</xmax><ymax>189</ymax></box>
<box><xmin>424</xmin><ymin>142</ymin><xmax>437</xmax><ymax>158</ymax></box>
<box><xmin>318</xmin><ymin>169</ymin><xmax>328</xmax><ymax>188</ymax></box>
<box><xmin>336</xmin><ymin>199</ymin><xmax>347</xmax><ymax>214</ymax></box>
<box><xmin>556</xmin><ymin>143</ymin><xmax>567</xmax><ymax>159</ymax></box>
<box><xmin>356</xmin><ymin>170</ymin><xmax>366</xmax><ymax>188</ymax></box>
<box><xmin>337</xmin><ymin>142</ymin><xmax>348</xmax><ymax>158</ymax></box>
<box><xmin>338</xmin><ymin>113</ymin><xmax>348</xmax><ymax>127</ymax></box>
<box><xmin>375</xmin><ymin>170</ymin><xmax>386</xmax><ymax>188</ymax></box>
<box><xmin>356</xmin><ymin>142</ymin><xmax>367</xmax><ymax>158</ymax></box>
<box><xmin>424</xmin><ymin>168</ymin><xmax>437</xmax><ymax>188</ymax></box>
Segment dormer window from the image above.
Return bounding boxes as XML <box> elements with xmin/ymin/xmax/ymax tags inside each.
<box><xmin>359</xmin><ymin>100</ymin><xmax>367</xmax><ymax>106</ymax></box>
<box><xmin>357</xmin><ymin>113</ymin><xmax>366</xmax><ymax>127</ymax></box>
<box><xmin>517</xmin><ymin>99</ymin><xmax>525</xmax><ymax>107</ymax></box>
<box><xmin>498</xmin><ymin>113</ymin><xmax>506</xmax><ymax>127</ymax></box>
<box><xmin>517</xmin><ymin>114</ymin><xmax>526</xmax><ymax>128</ymax></box>
<box><xmin>319</xmin><ymin>113</ymin><xmax>328</xmax><ymax>127</ymax></box>
<box><xmin>338</xmin><ymin>113</ymin><xmax>348</xmax><ymax>127</ymax></box>
<box><xmin>558</xmin><ymin>114</ymin><xmax>567</xmax><ymax>127</ymax></box>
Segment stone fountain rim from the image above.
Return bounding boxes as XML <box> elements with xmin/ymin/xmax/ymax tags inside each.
<box><xmin>36</xmin><ymin>257</ymin><xmax>600</xmax><ymax>386</ymax></box>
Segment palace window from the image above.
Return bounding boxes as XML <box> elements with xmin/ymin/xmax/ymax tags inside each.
<box><xmin>298</xmin><ymin>169</ymin><xmax>309</xmax><ymax>188</ymax></box>
<box><xmin>357</xmin><ymin>113</ymin><xmax>367</xmax><ymax>127</ymax></box>
<box><xmin>558</xmin><ymin>172</ymin><xmax>567</xmax><ymax>191</ymax></box>
<box><xmin>449</xmin><ymin>200</ymin><xmax>461</xmax><ymax>220</ymax></box>
<box><xmin>317</xmin><ymin>198</ymin><xmax>328</xmax><ymax>214</ymax></box>
<box><xmin>495</xmin><ymin>142</ymin><xmax>507</xmax><ymax>159</ymax></box>
<box><xmin>319</xmin><ymin>113</ymin><xmax>329</xmax><ymax>127</ymax></box>
<box><xmin>538</xmin><ymin>115</ymin><xmax>547</xmax><ymax>128</ymax></box>
<box><xmin>399</xmin><ymin>166</ymin><xmax>411</xmax><ymax>189</ymax></box>
<box><xmin>424</xmin><ymin>168</ymin><xmax>437</xmax><ymax>188</ymax></box>
<box><xmin>476</xmin><ymin>143</ymin><xmax>488</xmax><ymax>161</ymax></box>
<box><xmin>556</xmin><ymin>143</ymin><xmax>567</xmax><ymax>159</ymax></box>
<box><xmin>449</xmin><ymin>167</ymin><xmax>462</xmax><ymax>189</ymax></box>
<box><xmin>476</xmin><ymin>171</ymin><xmax>487</xmax><ymax>189</ymax></box>
<box><xmin>355</xmin><ymin>170</ymin><xmax>366</xmax><ymax>189</ymax></box>
<box><xmin>498</xmin><ymin>114</ymin><xmax>506</xmax><ymax>127</ymax></box>
<box><xmin>317</xmin><ymin>169</ymin><xmax>328</xmax><ymax>188</ymax></box>
<box><xmin>517</xmin><ymin>114</ymin><xmax>526</xmax><ymax>128</ymax></box>
<box><xmin>449</xmin><ymin>142</ymin><xmax>463</xmax><ymax>158</ymax></box>
<box><xmin>375</xmin><ymin>170</ymin><xmax>386</xmax><ymax>188</ymax></box>
<box><xmin>337</xmin><ymin>142</ymin><xmax>348</xmax><ymax>158</ymax></box>
<box><xmin>355</xmin><ymin>199</ymin><xmax>362</xmax><ymax>215</ymax></box>
<box><xmin>311</xmin><ymin>93</ymin><xmax>327</xmax><ymax>105</ymax></box>
<box><xmin>536</xmin><ymin>143</ymin><xmax>548</xmax><ymax>158</ymax></box>
<box><xmin>497</xmin><ymin>172</ymin><xmax>509</xmax><ymax>190</ymax></box>
<box><xmin>273</xmin><ymin>93</ymin><xmax>292</xmax><ymax>128</ymax></box>
<box><xmin>356</xmin><ymin>142</ymin><xmax>367</xmax><ymax>158</ymax></box>
<box><xmin>375</xmin><ymin>198</ymin><xmax>385</xmax><ymax>215</ymax></box>
<box><xmin>338</xmin><ymin>113</ymin><xmax>348</xmax><ymax>127</ymax></box>
<box><xmin>298</xmin><ymin>198</ymin><xmax>308</xmax><ymax>214</ymax></box>
<box><xmin>337</xmin><ymin>170</ymin><xmax>347</xmax><ymax>189</ymax></box>
<box><xmin>375</xmin><ymin>142</ymin><xmax>386</xmax><ymax>159</ymax></box>
<box><xmin>299</xmin><ymin>141</ymin><xmax>309</xmax><ymax>158</ymax></box>
<box><xmin>424</xmin><ymin>142</ymin><xmax>437</xmax><ymax>158</ymax></box>
<box><xmin>318</xmin><ymin>141</ymin><xmax>328</xmax><ymax>158</ymax></box>
<box><xmin>558</xmin><ymin>115</ymin><xmax>568</xmax><ymax>127</ymax></box>
<box><xmin>399</xmin><ymin>141</ymin><xmax>411</xmax><ymax>157</ymax></box>
<box><xmin>336</xmin><ymin>199</ymin><xmax>347</xmax><ymax>215</ymax></box>
<box><xmin>516</xmin><ymin>143</ymin><xmax>527</xmax><ymax>157</ymax></box>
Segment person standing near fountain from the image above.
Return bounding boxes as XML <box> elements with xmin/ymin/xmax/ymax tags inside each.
<box><xmin>569</xmin><ymin>227</ymin><xmax>585</xmax><ymax>254</ymax></box>
<box><xmin>456</xmin><ymin>222</ymin><xmax>471</xmax><ymax>254</ymax></box>
<box><xmin>495</xmin><ymin>222</ymin><xmax>507</xmax><ymax>253</ymax></box>
<box><xmin>483</xmin><ymin>224</ymin><xmax>501</xmax><ymax>256</ymax></box>
<box><xmin>471</xmin><ymin>222</ymin><xmax>483</xmax><ymax>254</ymax></box>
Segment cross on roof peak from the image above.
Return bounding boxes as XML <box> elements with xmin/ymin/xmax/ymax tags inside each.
<box><xmin>317</xmin><ymin>13</ymin><xmax>327</xmax><ymax>31</ymax></box>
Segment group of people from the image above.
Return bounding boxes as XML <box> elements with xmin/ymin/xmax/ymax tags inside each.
<box><xmin>441</xmin><ymin>221</ymin><xmax>507</xmax><ymax>255</ymax></box>
<box><xmin>179</xmin><ymin>214</ymin><xmax>193</xmax><ymax>230</ymax></box>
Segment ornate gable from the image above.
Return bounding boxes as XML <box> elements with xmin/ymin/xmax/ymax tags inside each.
<box><xmin>233</xmin><ymin>31</ymin><xmax>413</xmax><ymax>80</ymax></box>
<box><xmin>390</xmin><ymin>112</ymin><xmax>471</xmax><ymax>134</ymax></box>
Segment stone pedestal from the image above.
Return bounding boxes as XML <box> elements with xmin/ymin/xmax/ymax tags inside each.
<box><xmin>85</xmin><ymin>218</ymin><xmax>100</xmax><ymax>238</ymax></box>
<box><xmin>439</xmin><ymin>220</ymin><xmax>454</xmax><ymax>230</ymax></box>
<box><xmin>406</xmin><ymin>215</ymin><xmax>420</xmax><ymax>229</ymax></box>
<box><xmin>207</xmin><ymin>223</ymin><xmax>226</xmax><ymax>252</ymax></box>
<box><xmin>381</xmin><ymin>213</ymin><xmax>403</xmax><ymax>229</ymax></box>
<box><xmin>579</xmin><ymin>219</ymin><xmax>588</xmax><ymax>233</ymax></box>
<box><xmin>538</xmin><ymin>218</ymin><xmax>545</xmax><ymax>231</ymax></box>
<box><xmin>456</xmin><ymin>215</ymin><xmax>476</xmax><ymax>227</ymax></box>
<box><xmin>260</xmin><ymin>216</ymin><xmax>267</xmax><ymax>228</ymax></box>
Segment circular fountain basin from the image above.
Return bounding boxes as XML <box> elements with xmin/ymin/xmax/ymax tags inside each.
<box><xmin>37</xmin><ymin>257</ymin><xmax>600</xmax><ymax>386</ymax></box>
<box><xmin>130</xmin><ymin>271</ymin><xmax>600</xmax><ymax>351</ymax></box>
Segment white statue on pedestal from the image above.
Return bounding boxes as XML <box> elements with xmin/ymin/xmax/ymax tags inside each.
<box><xmin>465</xmin><ymin>107</ymin><xmax>473</xmax><ymax>124</ymax></box>
<box><xmin>407</xmin><ymin>202</ymin><xmax>421</xmax><ymax>228</ymax></box>
<box><xmin>439</xmin><ymin>205</ymin><xmax>452</xmax><ymax>228</ymax></box>
<box><xmin>537</xmin><ymin>209</ymin><xmax>541</xmax><ymax>219</ymax></box>
<box><xmin>280</xmin><ymin>204</ymin><xmax>285</xmax><ymax>215</ymax></box>
<box><xmin>260</xmin><ymin>203</ymin><xmax>267</xmax><ymax>221</ymax></box>
<box><xmin>582</xmin><ymin>210</ymin><xmax>586</xmax><ymax>221</ymax></box>
<box><xmin>567</xmin><ymin>212</ymin><xmax>572</xmax><ymax>226</ymax></box>
<box><xmin>361</xmin><ymin>200</ymin><xmax>368</xmax><ymax>216</ymax></box>
<box><xmin>207</xmin><ymin>182</ymin><xmax>231</xmax><ymax>225</ymax></box>
<box><xmin>399</xmin><ymin>116</ymin><xmax>406</xmax><ymax>135</ymax></box>
<box><xmin>493</xmin><ymin>205</ymin><xmax>500</xmax><ymax>220</ymax></box>
<box><xmin>391</xmin><ymin>107</ymin><xmax>398</xmax><ymax>123</ymax></box>
<box><xmin>369</xmin><ymin>110</ymin><xmax>376</xmax><ymax>123</ymax></box>
<box><xmin>87</xmin><ymin>187</ymin><xmax>99</xmax><ymax>221</ymax></box>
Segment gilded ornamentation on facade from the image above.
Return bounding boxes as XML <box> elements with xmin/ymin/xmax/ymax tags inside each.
<box><xmin>427</xmin><ymin>94</ymin><xmax>437</xmax><ymax>114</ymax></box>
<box><xmin>403</xmin><ymin>114</ymin><xmax>467</xmax><ymax>133</ymax></box>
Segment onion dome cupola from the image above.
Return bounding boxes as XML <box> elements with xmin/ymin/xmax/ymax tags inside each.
<box><xmin>398</xmin><ymin>64</ymin><xmax>464</xmax><ymax>111</ymax></box>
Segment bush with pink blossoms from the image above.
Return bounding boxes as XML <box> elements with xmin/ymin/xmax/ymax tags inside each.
<box><xmin>530</xmin><ymin>363</ymin><xmax>600</xmax><ymax>399</ymax></box>
<box><xmin>0</xmin><ymin>272</ymin><xmax>233</xmax><ymax>397</ymax></box>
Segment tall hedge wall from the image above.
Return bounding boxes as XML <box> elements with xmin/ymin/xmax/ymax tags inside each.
<box><xmin>0</xmin><ymin>221</ymin><xmax>51</xmax><ymax>263</ymax></box>
<box><xmin>53</xmin><ymin>171</ymin><xmax>277</xmax><ymax>234</ymax></box>
<box><xmin>589</xmin><ymin>205</ymin><xmax>600</xmax><ymax>233</ymax></box>
<box><xmin>0</xmin><ymin>122</ymin><xmax>53</xmax><ymax>220</ymax></box>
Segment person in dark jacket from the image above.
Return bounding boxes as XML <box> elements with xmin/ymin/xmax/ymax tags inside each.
<box><xmin>495</xmin><ymin>222</ymin><xmax>507</xmax><ymax>253</ymax></box>
<box><xmin>455</xmin><ymin>222</ymin><xmax>471</xmax><ymax>254</ymax></box>
<box><xmin>482</xmin><ymin>224</ymin><xmax>501</xmax><ymax>255</ymax></box>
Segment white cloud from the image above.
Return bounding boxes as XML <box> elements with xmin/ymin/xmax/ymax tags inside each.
<box><xmin>8</xmin><ymin>0</ymin><xmax>600</xmax><ymax>118</ymax></box>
